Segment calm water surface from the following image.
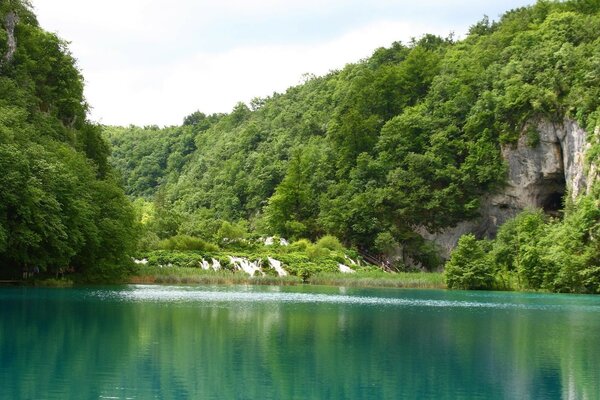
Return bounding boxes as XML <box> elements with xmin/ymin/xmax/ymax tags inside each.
<box><xmin>1</xmin><ymin>285</ymin><xmax>599</xmax><ymax>399</ymax></box>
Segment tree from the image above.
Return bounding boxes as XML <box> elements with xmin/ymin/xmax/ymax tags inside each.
<box><xmin>445</xmin><ymin>234</ymin><xmax>495</xmax><ymax>290</ymax></box>
<box><xmin>0</xmin><ymin>3</ymin><xmax>138</xmax><ymax>280</ymax></box>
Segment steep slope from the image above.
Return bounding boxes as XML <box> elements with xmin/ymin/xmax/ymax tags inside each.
<box><xmin>106</xmin><ymin>0</ymin><xmax>600</xmax><ymax>272</ymax></box>
<box><xmin>0</xmin><ymin>1</ymin><xmax>136</xmax><ymax>280</ymax></box>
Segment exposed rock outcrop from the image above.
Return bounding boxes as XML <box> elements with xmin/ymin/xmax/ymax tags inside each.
<box><xmin>1</xmin><ymin>11</ymin><xmax>19</xmax><ymax>69</ymax></box>
<box><xmin>586</xmin><ymin>127</ymin><xmax>600</xmax><ymax>193</ymax></box>
<box><xmin>420</xmin><ymin>118</ymin><xmax>592</xmax><ymax>259</ymax></box>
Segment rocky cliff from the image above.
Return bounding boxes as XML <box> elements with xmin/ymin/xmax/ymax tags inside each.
<box><xmin>420</xmin><ymin>118</ymin><xmax>595</xmax><ymax>259</ymax></box>
<box><xmin>0</xmin><ymin>11</ymin><xmax>18</xmax><ymax>69</ymax></box>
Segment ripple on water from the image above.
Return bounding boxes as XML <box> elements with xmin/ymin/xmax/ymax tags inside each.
<box><xmin>86</xmin><ymin>285</ymin><xmax>600</xmax><ymax>313</ymax></box>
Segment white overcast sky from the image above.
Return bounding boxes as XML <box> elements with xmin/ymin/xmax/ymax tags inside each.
<box><xmin>30</xmin><ymin>0</ymin><xmax>536</xmax><ymax>127</ymax></box>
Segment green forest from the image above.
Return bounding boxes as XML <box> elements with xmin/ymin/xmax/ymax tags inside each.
<box><xmin>2</xmin><ymin>0</ymin><xmax>600</xmax><ymax>291</ymax></box>
<box><xmin>0</xmin><ymin>0</ymin><xmax>136</xmax><ymax>281</ymax></box>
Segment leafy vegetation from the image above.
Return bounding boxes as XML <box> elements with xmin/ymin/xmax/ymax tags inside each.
<box><xmin>3</xmin><ymin>0</ymin><xmax>600</xmax><ymax>290</ymax></box>
<box><xmin>130</xmin><ymin>265</ymin><xmax>302</xmax><ymax>286</ymax></box>
<box><xmin>134</xmin><ymin>233</ymin><xmax>366</xmax><ymax>281</ymax></box>
<box><xmin>444</xmin><ymin>234</ymin><xmax>495</xmax><ymax>290</ymax></box>
<box><xmin>309</xmin><ymin>271</ymin><xmax>445</xmax><ymax>289</ymax></box>
<box><xmin>130</xmin><ymin>265</ymin><xmax>444</xmax><ymax>289</ymax></box>
<box><xmin>0</xmin><ymin>1</ymin><xmax>136</xmax><ymax>281</ymax></box>
<box><xmin>445</xmin><ymin>193</ymin><xmax>600</xmax><ymax>293</ymax></box>
<box><xmin>106</xmin><ymin>1</ymin><xmax>600</xmax><ymax>282</ymax></box>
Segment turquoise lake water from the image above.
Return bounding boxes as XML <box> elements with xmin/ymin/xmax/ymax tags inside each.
<box><xmin>1</xmin><ymin>285</ymin><xmax>599</xmax><ymax>399</ymax></box>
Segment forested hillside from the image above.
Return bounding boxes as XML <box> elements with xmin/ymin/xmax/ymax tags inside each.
<box><xmin>107</xmin><ymin>0</ymin><xmax>600</xmax><ymax>282</ymax></box>
<box><xmin>0</xmin><ymin>0</ymin><xmax>136</xmax><ymax>280</ymax></box>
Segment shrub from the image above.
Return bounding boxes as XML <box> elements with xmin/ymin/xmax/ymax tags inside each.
<box><xmin>138</xmin><ymin>231</ymin><xmax>160</xmax><ymax>252</ymax></box>
<box><xmin>373</xmin><ymin>232</ymin><xmax>398</xmax><ymax>255</ymax></box>
<box><xmin>216</xmin><ymin>220</ymin><xmax>247</xmax><ymax>242</ymax></box>
<box><xmin>157</xmin><ymin>235</ymin><xmax>219</xmax><ymax>252</ymax></box>
<box><xmin>284</xmin><ymin>221</ymin><xmax>308</xmax><ymax>239</ymax></box>
<box><xmin>445</xmin><ymin>234</ymin><xmax>495</xmax><ymax>290</ymax></box>
<box><xmin>315</xmin><ymin>235</ymin><xmax>344</xmax><ymax>252</ymax></box>
<box><xmin>289</xmin><ymin>239</ymin><xmax>312</xmax><ymax>252</ymax></box>
<box><xmin>145</xmin><ymin>251</ymin><xmax>204</xmax><ymax>268</ymax></box>
<box><xmin>490</xmin><ymin>210</ymin><xmax>547</xmax><ymax>288</ymax></box>
<box><xmin>306</xmin><ymin>244</ymin><xmax>330</xmax><ymax>260</ymax></box>
<box><xmin>539</xmin><ymin>195</ymin><xmax>600</xmax><ymax>293</ymax></box>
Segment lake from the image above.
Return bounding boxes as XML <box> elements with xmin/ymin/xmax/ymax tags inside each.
<box><xmin>1</xmin><ymin>285</ymin><xmax>599</xmax><ymax>399</ymax></box>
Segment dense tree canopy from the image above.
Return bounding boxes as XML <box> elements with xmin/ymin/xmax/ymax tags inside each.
<box><xmin>0</xmin><ymin>1</ymin><xmax>136</xmax><ymax>280</ymax></box>
<box><xmin>446</xmin><ymin>191</ymin><xmax>600</xmax><ymax>294</ymax></box>
<box><xmin>106</xmin><ymin>0</ymin><xmax>600</xmax><ymax>277</ymax></box>
<box><xmin>4</xmin><ymin>0</ymin><xmax>599</xmax><ymax>290</ymax></box>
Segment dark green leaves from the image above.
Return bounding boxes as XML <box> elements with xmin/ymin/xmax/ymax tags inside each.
<box><xmin>0</xmin><ymin>3</ymin><xmax>136</xmax><ymax>280</ymax></box>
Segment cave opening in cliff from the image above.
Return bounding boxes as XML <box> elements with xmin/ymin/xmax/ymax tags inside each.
<box><xmin>542</xmin><ymin>191</ymin><xmax>565</xmax><ymax>215</ymax></box>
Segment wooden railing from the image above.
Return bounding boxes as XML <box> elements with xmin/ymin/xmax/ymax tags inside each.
<box><xmin>358</xmin><ymin>250</ymin><xmax>394</xmax><ymax>272</ymax></box>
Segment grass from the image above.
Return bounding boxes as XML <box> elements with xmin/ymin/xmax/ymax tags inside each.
<box><xmin>130</xmin><ymin>265</ymin><xmax>445</xmax><ymax>289</ymax></box>
<box><xmin>130</xmin><ymin>266</ymin><xmax>302</xmax><ymax>286</ymax></box>
<box><xmin>33</xmin><ymin>278</ymin><xmax>75</xmax><ymax>287</ymax></box>
<box><xmin>308</xmin><ymin>271</ymin><xmax>446</xmax><ymax>289</ymax></box>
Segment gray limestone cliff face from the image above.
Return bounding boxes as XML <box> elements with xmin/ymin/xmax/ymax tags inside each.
<box><xmin>1</xmin><ymin>11</ymin><xmax>18</xmax><ymax>69</ymax></box>
<box><xmin>419</xmin><ymin>118</ymin><xmax>592</xmax><ymax>259</ymax></box>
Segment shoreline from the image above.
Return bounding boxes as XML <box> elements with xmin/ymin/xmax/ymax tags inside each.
<box><xmin>127</xmin><ymin>266</ymin><xmax>446</xmax><ymax>289</ymax></box>
<box><xmin>2</xmin><ymin>269</ymin><xmax>446</xmax><ymax>290</ymax></box>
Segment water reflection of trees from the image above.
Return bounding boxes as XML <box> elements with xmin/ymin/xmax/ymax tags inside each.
<box><xmin>0</xmin><ymin>288</ymin><xmax>599</xmax><ymax>399</ymax></box>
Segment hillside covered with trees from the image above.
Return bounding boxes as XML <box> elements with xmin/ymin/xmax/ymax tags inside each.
<box><xmin>2</xmin><ymin>0</ymin><xmax>600</xmax><ymax>292</ymax></box>
<box><xmin>106</xmin><ymin>0</ymin><xmax>600</xmax><ymax>292</ymax></box>
<box><xmin>0</xmin><ymin>0</ymin><xmax>136</xmax><ymax>281</ymax></box>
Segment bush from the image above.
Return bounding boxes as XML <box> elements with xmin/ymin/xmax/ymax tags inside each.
<box><xmin>137</xmin><ymin>231</ymin><xmax>160</xmax><ymax>252</ymax></box>
<box><xmin>156</xmin><ymin>235</ymin><xmax>219</xmax><ymax>252</ymax></box>
<box><xmin>315</xmin><ymin>235</ymin><xmax>344</xmax><ymax>252</ymax></box>
<box><xmin>145</xmin><ymin>251</ymin><xmax>204</xmax><ymax>268</ymax></box>
<box><xmin>306</xmin><ymin>244</ymin><xmax>331</xmax><ymax>260</ymax></box>
<box><xmin>289</xmin><ymin>239</ymin><xmax>312</xmax><ymax>252</ymax></box>
<box><xmin>445</xmin><ymin>234</ymin><xmax>495</xmax><ymax>290</ymax></box>
<box><xmin>373</xmin><ymin>232</ymin><xmax>398</xmax><ymax>255</ymax></box>
<box><xmin>490</xmin><ymin>210</ymin><xmax>547</xmax><ymax>288</ymax></box>
<box><xmin>216</xmin><ymin>220</ymin><xmax>247</xmax><ymax>242</ymax></box>
<box><xmin>284</xmin><ymin>221</ymin><xmax>308</xmax><ymax>239</ymax></box>
<box><xmin>539</xmin><ymin>195</ymin><xmax>600</xmax><ymax>293</ymax></box>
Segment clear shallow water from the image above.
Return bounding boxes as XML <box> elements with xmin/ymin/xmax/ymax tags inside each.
<box><xmin>1</xmin><ymin>285</ymin><xmax>599</xmax><ymax>399</ymax></box>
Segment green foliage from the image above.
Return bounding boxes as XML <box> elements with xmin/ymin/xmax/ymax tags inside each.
<box><xmin>525</xmin><ymin>126</ymin><xmax>541</xmax><ymax>147</ymax></box>
<box><xmin>539</xmin><ymin>194</ymin><xmax>600</xmax><ymax>293</ymax></box>
<box><xmin>216</xmin><ymin>220</ymin><xmax>248</xmax><ymax>242</ymax></box>
<box><xmin>156</xmin><ymin>235</ymin><xmax>219</xmax><ymax>252</ymax></box>
<box><xmin>309</xmin><ymin>271</ymin><xmax>445</xmax><ymax>289</ymax></box>
<box><xmin>104</xmin><ymin>37</ymin><xmax>454</xmax><ymax>256</ymax></box>
<box><xmin>0</xmin><ymin>2</ymin><xmax>137</xmax><ymax>280</ymax></box>
<box><xmin>289</xmin><ymin>239</ymin><xmax>311</xmax><ymax>252</ymax></box>
<box><xmin>447</xmin><ymin>196</ymin><xmax>600</xmax><ymax>294</ymax></box>
<box><xmin>445</xmin><ymin>234</ymin><xmax>495</xmax><ymax>290</ymax></box>
<box><xmin>373</xmin><ymin>232</ymin><xmax>398</xmax><ymax>256</ymax></box>
<box><xmin>315</xmin><ymin>235</ymin><xmax>344</xmax><ymax>252</ymax></box>
<box><xmin>305</xmin><ymin>244</ymin><xmax>331</xmax><ymax>261</ymax></box>
<box><xmin>104</xmin><ymin>1</ymin><xmax>600</xmax><ymax>271</ymax></box>
<box><xmin>134</xmin><ymin>234</ymin><xmax>367</xmax><ymax>282</ymax></box>
<box><xmin>489</xmin><ymin>210</ymin><xmax>548</xmax><ymax>288</ymax></box>
<box><xmin>19</xmin><ymin>0</ymin><xmax>600</xmax><ymax>288</ymax></box>
<box><xmin>104</xmin><ymin>122</ymin><xmax>216</xmax><ymax>199</ymax></box>
<box><xmin>145</xmin><ymin>250</ymin><xmax>204</xmax><ymax>269</ymax></box>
